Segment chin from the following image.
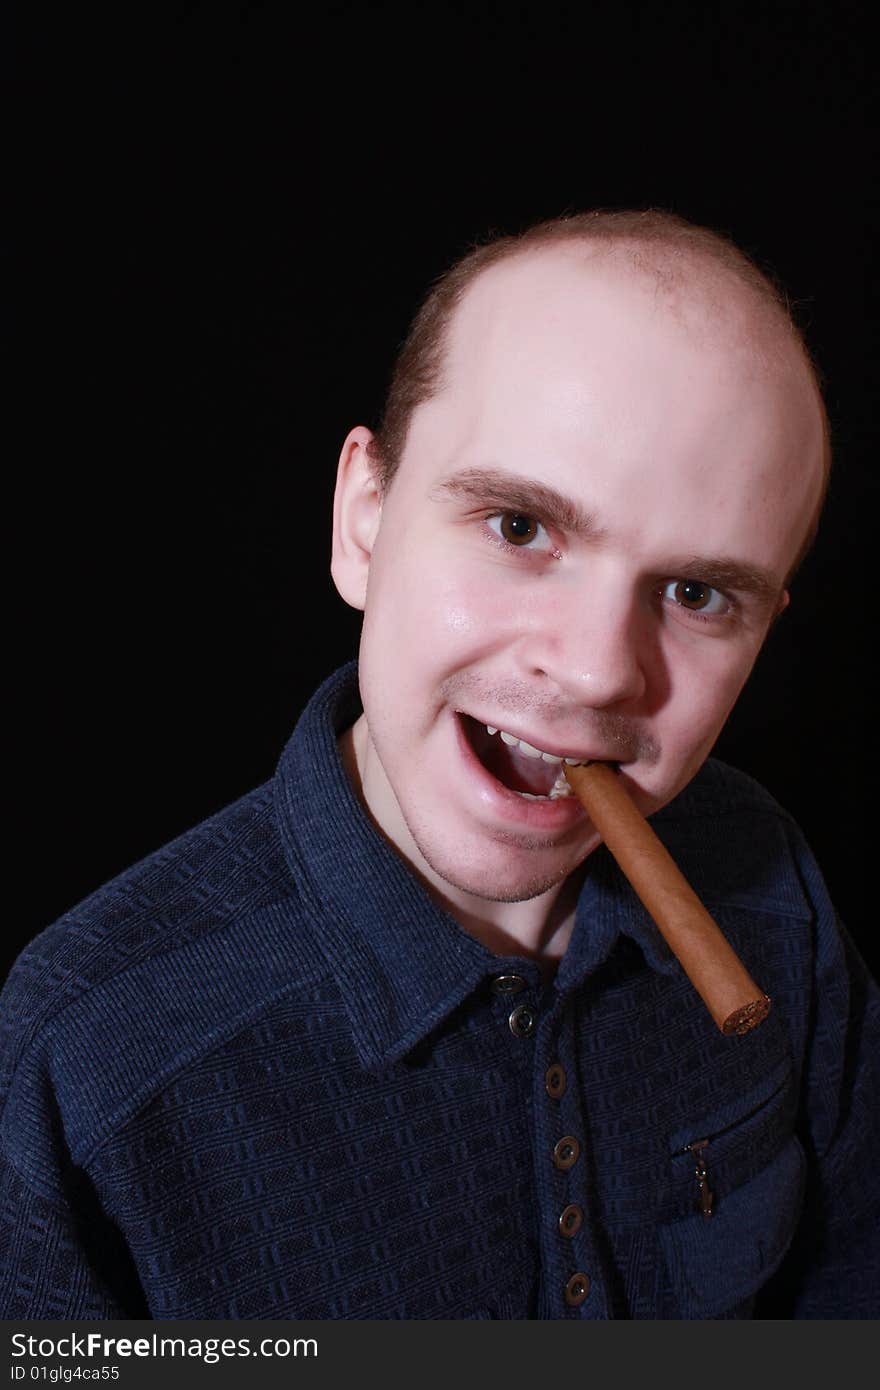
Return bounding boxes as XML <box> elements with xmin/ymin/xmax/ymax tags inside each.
<box><xmin>404</xmin><ymin>816</ymin><xmax>591</xmax><ymax>906</ymax></box>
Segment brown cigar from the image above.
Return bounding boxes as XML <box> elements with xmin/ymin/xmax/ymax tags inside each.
<box><xmin>564</xmin><ymin>762</ymin><xmax>770</xmax><ymax>1035</ymax></box>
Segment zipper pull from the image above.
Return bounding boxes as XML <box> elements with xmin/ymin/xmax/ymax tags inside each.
<box><xmin>687</xmin><ymin>1139</ymin><xmax>714</xmax><ymax>1218</ymax></box>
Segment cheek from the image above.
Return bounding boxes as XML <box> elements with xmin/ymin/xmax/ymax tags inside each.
<box><xmin>443</xmin><ymin>604</ymin><xmax>480</xmax><ymax>636</ymax></box>
<box><xmin>660</xmin><ymin>645</ymin><xmax>760</xmax><ymax>764</ymax></box>
<box><xmin>432</xmin><ymin>572</ymin><xmax>513</xmax><ymax>640</ymax></box>
<box><xmin>368</xmin><ymin>543</ymin><xmax>511</xmax><ymax>651</ymax></box>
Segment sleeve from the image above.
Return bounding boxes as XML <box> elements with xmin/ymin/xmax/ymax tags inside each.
<box><xmin>0</xmin><ymin>1155</ymin><xmax>142</xmax><ymax>1319</ymax></box>
<box><xmin>0</xmin><ymin>959</ymin><xmax>147</xmax><ymax>1319</ymax></box>
<box><xmin>756</xmin><ymin>835</ymin><xmax>880</xmax><ymax>1317</ymax></box>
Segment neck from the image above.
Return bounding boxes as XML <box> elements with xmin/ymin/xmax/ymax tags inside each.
<box><xmin>435</xmin><ymin>869</ymin><xmax>585</xmax><ymax>981</ymax></box>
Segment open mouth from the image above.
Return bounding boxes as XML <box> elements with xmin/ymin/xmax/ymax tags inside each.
<box><xmin>459</xmin><ymin>713</ymin><xmax>591</xmax><ymax>800</ymax></box>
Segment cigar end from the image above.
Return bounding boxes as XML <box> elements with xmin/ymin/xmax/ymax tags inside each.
<box><xmin>721</xmin><ymin>994</ymin><xmax>771</xmax><ymax>1036</ymax></box>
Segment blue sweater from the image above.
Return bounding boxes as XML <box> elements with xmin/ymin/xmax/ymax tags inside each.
<box><xmin>1</xmin><ymin>664</ymin><xmax>878</xmax><ymax>1318</ymax></box>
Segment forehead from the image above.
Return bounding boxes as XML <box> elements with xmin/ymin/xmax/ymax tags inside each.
<box><xmin>443</xmin><ymin>243</ymin><xmax>800</xmax><ymax>404</ymax></box>
<box><xmin>400</xmin><ymin>246</ymin><xmax>825</xmax><ymax>576</ymax></box>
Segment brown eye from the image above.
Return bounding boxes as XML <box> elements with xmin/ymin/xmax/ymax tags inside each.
<box><xmin>499</xmin><ymin>513</ymin><xmax>539</xmax><ymax>545</ymax></box>
<box><xmin>662</xmin><ymin>579</ymin><xmax>728</xmax><ymax>616</ymax></box>
<box><xmin>486</xmin><ymin>511</ymin><xmax>554</xmax><ymax>554</ymax></box>
<box><xmin>674</xmin><ymin>580</ymin><xmax>712</xmax><ymax>609</ymax></box>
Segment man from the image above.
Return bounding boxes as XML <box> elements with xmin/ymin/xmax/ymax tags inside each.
<box><xmin>2</xmin><ymin>210</ymin><xmax>877</xmax><ymax>1319</ymax></box>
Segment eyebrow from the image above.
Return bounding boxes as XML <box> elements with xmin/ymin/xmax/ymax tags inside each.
<box><xmin>670</xmin><ymin>558</ymin><xmax>783</xmax><ymax>604</ymax></box>
<box><xmin>431</xmin><ymin>467</ymin><xmax>608</xmax><ymax>542</ymax></box>
<box><xmin>431</xmin><ymin>465</ymin><xmax>785</xmax><ymax>604</ymax></box>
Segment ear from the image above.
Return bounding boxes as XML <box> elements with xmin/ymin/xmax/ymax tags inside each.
<box><xmin>331</xmin><ymin>426</ymin><xmax>383</xmax><ymax>612</ymax></box>
<box><xmin>771</xmin><ymin>588</ymin><xmax>790</xmax><ymax>625</ymax></box>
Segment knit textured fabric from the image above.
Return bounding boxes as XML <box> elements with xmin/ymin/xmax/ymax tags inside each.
<box><xmin>2</xmin><ymin>663</ymin><xmax>878</xmax><ymax>1318</ymax></box>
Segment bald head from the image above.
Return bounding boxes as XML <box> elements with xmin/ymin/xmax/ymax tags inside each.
<box><xmin>367</xmin><ymin>210</ymin><xmax>831</xmax><ymax>583</ymax></box>
<box><xmin>403</xmin><ymin>246</ymin><xmax>826</xmax><ymax>598</ymax></box>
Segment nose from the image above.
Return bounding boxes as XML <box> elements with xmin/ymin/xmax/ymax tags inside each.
<box><xmin>513</xmin><ymin>571</ymin><xmax>648</xmax><ymax>709</ymax></box>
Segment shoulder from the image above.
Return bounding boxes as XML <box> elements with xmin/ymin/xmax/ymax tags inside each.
<box><xmin>1</xmin><ymin>782</ymin><xmax>328</xmax><ymax>1179</ymax></box>
<box><xmin>651</xmin><ymin>757</ymin><xmax>821</xmax><ymax>919</ymax></box>
<box><xmin>661</xmin><ymin>755</ymin><xmax>793</xmax><ymax>821</ymax></box>
<box><xmin>4</xmin><ymin>783</ymin><xmax>287</xmax><ymax>1038</ymax></box>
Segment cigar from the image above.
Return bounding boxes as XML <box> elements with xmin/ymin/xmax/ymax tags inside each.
<box><xmin>564</xmin><ymin>762</ymin><xmax>770</xmax><ymax>1035</ymax></box>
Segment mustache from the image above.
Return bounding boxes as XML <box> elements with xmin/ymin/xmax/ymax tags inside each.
<box><xmin>441</xmin><ymin>673</ymin><xmax>660</xmax><ymax>765</ymax></box>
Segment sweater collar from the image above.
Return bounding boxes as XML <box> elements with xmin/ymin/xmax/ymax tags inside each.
<box><xmin>273</xmin><ymin>663</ymin><xmax>675</xmax><ymax>1071</ymax></box>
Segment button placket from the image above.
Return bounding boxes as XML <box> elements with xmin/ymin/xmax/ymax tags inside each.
<box><xmin>530</xmin><ymin>994</ymin><xmax>606</xmax><ymax>1316</ymax></box>
<box><xmin>538</xmin><ymin>1009</ymin><xmax>600</xmax><ymax>1314</ymax></box>
<box><xmin>551</xmin><ymin>1132</ymin><xmax>590</xmax><ymax>1307</ymax></box>
<box><xmin>490</xmin><ymin>972</ymin><xmax>540</xmax><ymax>1042</ymax></box>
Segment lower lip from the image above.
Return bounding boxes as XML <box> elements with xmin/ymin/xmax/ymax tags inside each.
<box><xmin>452</xmin><ymin>713</ymin><xmax>589</xmax><ymax>833</ymax></box>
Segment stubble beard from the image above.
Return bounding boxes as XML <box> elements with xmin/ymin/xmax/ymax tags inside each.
<box><xmin>400</xmin><ymin>801</ymin><xmax>584</xmax><ymax>905</ymax></box>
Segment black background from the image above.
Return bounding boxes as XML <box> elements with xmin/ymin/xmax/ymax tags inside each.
<box><xmin>11</xmin><ymin>1</ymin><xmax>875</xmax><ymax>981</ymax></box>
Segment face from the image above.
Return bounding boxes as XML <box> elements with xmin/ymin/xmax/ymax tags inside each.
<box><xmin>332</xmin><ymin>249</ymin><xmax>825</xmax><ymax>911</ymax></box>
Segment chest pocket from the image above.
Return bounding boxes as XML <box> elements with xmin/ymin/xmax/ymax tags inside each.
<box><xmin>658</xmin><ymin>1054</ymin><xmax>807</xmax><ymax>1318</ymax></box>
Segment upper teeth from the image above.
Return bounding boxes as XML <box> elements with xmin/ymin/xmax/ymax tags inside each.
<box><xmin>487</xmin><ymin>725</ymin><xmax>590</xmax><ymax>765</ymax></box>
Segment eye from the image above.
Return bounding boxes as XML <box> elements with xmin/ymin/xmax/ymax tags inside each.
<box><xmin>487</xmin><ymin>511</ymin><xmax>554</xmax><ymax>550</ymax></box>
<box><xmin>662</xmin><ymin>579</ymin><xmax>730</xmax><ymax>615</ymax></box>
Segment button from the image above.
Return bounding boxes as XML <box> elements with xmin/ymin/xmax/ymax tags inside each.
<box><xmin>545</xmin><ymin>1063</ymin><xmax>566</xmax><ymax>1098</ymax></box>
<box><xmin>564</xmin><ymin>1272</ymin><xmax>591</xmax><ymax>1306</ymax></box>
<box><xmin>553</xmin><ymin>1135</ymin><xmax>580</xmax><ymax>1170</ymax></box>
<box><xmin>558</xmin><ymin>1204</ymin><xmax>583</xmax><ymax>1238</ymax></box>
<box><xmin>508</xmin><ymin>1004</ymin><xmax>537</xmax><ymax>1037</ymax></box>
<box><xmin>491</xmin><ymin>974</ymin><xmax>526</xmax><ymax>995</ymax></box>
